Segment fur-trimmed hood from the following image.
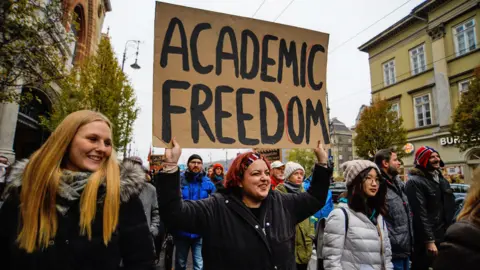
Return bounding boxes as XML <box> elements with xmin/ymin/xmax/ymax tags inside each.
<box><xmin>4</xmin><ymin>159</ymin><xmax>146</xmax><ymax>203</ymax></box>
<box><xmin>408</xmin><ymin>167</ymin><xmax>427</xmax><ymax>178</ymax></box>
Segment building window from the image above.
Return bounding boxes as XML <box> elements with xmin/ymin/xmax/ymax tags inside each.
<box><xmin>339</xmin><ymin>155</ymin><xmax>343</xmax><ymax>161</ymax></box>
<box><xmin>348</xmin><ymin>138</ymin><xmax>352</xmax><ymax>143</ymax></box>
<box><xmin>349</xmin><ymin>156</ymin><xmax>353</xmax><ymax>161</ymax></box>
<box><xmin>414</xmin><ymin>94</ymin><xmax>432</xmax><ymax>127</ymax></box>
<box><xmin>348</xmin><ymin>147</ymin><xmax>352</xmax><ymax>152</ymax></box>
<box><xmin>453</xmin><ymin>19</ymin><xmax>477</xmax><ymax>56</ymax></box>
<box><xmin>70</xmin><ymin>5</ymin><xmax>84</xmax><ymax>65</ymax></box>
<box><xmin>390</xmin><ymin>102</ymin><xmax>400</xmax><ymax>119</ymax></box>
<box><xmin>410</xmin><ymin>44</ymin><xmax>426</xmax><ymax>75</ymax></box>
<box><xmin>383</xmin><ymin>59</ymin><xmax>396</xmax><ymax>86</ymax></box>
<box><xmin>338</xmin><ymin>147</ymin><xmax>343</xmax><ymax>151</ymax></box>
<box><xmin>458</xmin><ymin>79</ymin><xmax>470</xmax><ymax>97</ymax></box>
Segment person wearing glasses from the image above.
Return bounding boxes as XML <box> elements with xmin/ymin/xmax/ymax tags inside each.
<box><xmin>173</xmin><ymin>154</ymin><xmax>215</xmax><ymax>270</ymax></box>
<box><xmin>322</xmin><ymin>160</ymin><xmax>393</xmax><ymax>270</ymax></box>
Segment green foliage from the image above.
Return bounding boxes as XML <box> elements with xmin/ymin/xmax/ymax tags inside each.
<box><xmin>41</xmin><ymin>36</ymin><xmax>139</xmax><ymax>153</ymax></box>
<box><xmin>450</xmin><ymin>68</ymin><xmax>480</xmax><ymax>151</ymax></box>
<box><xmin>0</xmin><ymin>0</ymin><xmax>73</xmax><ymax>103</ymax></box>
<box><xmin>354</xmin><ymin>98</ymin><xmax>407</xmax><ymax>159</ymax></box>
<box><xmin>287</xmin><ymin>149</ymin><xmax>316</xmax><ymax>175</ymax></box>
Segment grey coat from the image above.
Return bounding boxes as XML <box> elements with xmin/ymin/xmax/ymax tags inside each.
<box><xmin>382</xmin><ymin>172</ymin><xmax>413</xmax><ymax>259</ymax></box>
<box><xmin>139</xmin><ymin>182</ymin><xmax>160</xmax><ymax>237</ymax></box>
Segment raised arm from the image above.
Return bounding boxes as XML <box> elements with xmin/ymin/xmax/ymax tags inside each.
<box><xmin>154</xmin><ymin>139</ymin><xmax>216</xmax><ymax>235</ymax></box>
<box><xmin>280</xmin><ymin>141</ymin><xmax>332</xmax><ymax>223</ymax></box>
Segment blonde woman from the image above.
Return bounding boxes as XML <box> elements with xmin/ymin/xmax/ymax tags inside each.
<box><xmin>0</xmin><ymin>110</ymin><xmax>154</xmax><ymax>270</ymax></box>
<box><xmin>434</xmin><ymin>169</ymin><xmax>480</xmax><ymax>270</ymax></box>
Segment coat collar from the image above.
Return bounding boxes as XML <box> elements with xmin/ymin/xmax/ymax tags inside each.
<box><xmin>408</xmin><ymin>166</ymin><xmax>444</xmax><ymax>184</ymax></box>
<box><xmin>218</xmin><ymin>191</ymin><xmax>273</xmax><ymax>254</ymax></box>
<box><xmin>380</xmin><ymin>170</ymin><xmax>402</xmax><ymax>194</ymax></box>
<box><xmin>4</xmin><ymin>159</ymin><xmax>146</xmax><ymax>203</ymax></box>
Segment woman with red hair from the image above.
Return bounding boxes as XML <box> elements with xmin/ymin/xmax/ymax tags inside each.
<box><xmin>155</xmin><ymin>139</ymin><xmax>331</xmax><ymax>270</ymax></box>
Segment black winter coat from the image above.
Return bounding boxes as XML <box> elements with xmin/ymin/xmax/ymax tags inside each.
<box><xmin>433</xmin><ymin>220</ymin><xmax>480</xmax><ymax>270</ymax></box>
<box><xmin>155</xmin><ymin>164</ymin><xmax>331</xmax><ymax>270</ymax></box>
<box><xmin>382</xmin><ymin>172</ymin><xmax>413</xmax><ymax>259</ymax></box>
<box><xmin>0</xmin><ymin>161</ymin><xmax>155</xmax><ymax>270</ymax></box>
<box><xmin>405</xmin><ymin>167</ymin><xmax>455</xmax><ymax>244</ymax></box>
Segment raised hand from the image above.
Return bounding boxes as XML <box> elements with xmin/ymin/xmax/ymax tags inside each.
<box><xmin>313</xmin><ymin>140</ymin><xmax>328</xmax><ymax>164</ymax></box>
<box><xmin>164</xmin><ymin>138</ymin><xmax>182</xmax><ymax>164</ymax></box>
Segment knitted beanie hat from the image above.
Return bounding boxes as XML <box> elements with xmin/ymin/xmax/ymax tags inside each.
<box><xmin>187</xmin><ymin>154</ymin><xmax>203</xmax><ymax>164</ymax></box>
<box><xmin>414</xmin><ymin>146</ymin><xmax>445</xmax><ymax>169</ymax></box>
<box><xmin>284</xmin><ymin>162</ymin><xmax>305</xmax><ymax>181</ymax></box>
<box><xmin>213</xmin><ymin>163</ymin><xmax>224</xmax><ymax>171</ymax></box>
<box><xmin>341</xmin><ymin>160</ymin><xmax>381</xmax><ymax>186</ymax></box>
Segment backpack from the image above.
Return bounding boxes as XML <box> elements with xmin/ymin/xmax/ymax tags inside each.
<box><xmin>315</xmin><ymin>207</ymin><xmax>349</xmax><ymax>270</ymax></box>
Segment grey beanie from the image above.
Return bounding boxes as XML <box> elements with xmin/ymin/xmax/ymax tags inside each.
<box><xmin>341</xmin><ymin>160</ymin><xmax>381</xmax><ymax>186</ymax></box>
<box><xmin>284</xmin><ymin>162</ymin><xmax>305</xmax><ymax>181</ymax></box>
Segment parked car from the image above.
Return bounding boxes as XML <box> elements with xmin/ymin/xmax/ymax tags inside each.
<box><xmin>450</xmin><ymin>183</ymin><xmax>470</xmax><ymax>214</ymax></box>
<box><xmin>330</xmin><ymin>182</ymin><xmax>347</xmax><ymax>203</ymax></box>
<box><xmin>450</xmin><ymin>183</ymin><xmax>470</xmax><ymax>197</ymax></box>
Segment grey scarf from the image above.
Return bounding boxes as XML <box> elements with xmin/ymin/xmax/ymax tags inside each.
<box><xmin>284</xmin><ymin>181</ymin><xmax>302</xmax><ymax>194</ymax></box>
<box><xmin>56</xmin><ymin>170</ymin><xmax>93</xmax><ymax>215</ymax></box>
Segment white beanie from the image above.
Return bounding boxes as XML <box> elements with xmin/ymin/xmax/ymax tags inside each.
<box><xmin>341</xmin><ymin>160</ymin><xmax>380</xmax><ymax>186</ymax></box>
<box><xmin>284</xmin><ymin>162</ymin><xmax>305</xmax><ymax>182</ymax></box>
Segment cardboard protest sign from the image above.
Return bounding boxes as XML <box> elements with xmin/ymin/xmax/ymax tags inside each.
<box><xmin>149</xmin><ymin>154</ymin><xmax>165</xmax><ymax>172</ymax></box>
<box><xmin>255</xmin><ymin>148</ymin><xmax>282</xmax><ymax>162</ymax></box>
<box><xmin>153</xmin><ymin>2</ymin><xmax>330</xmax><ymax>148</ymax></box>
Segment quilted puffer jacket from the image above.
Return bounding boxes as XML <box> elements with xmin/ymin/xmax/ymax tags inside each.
<box><xmin>322</xmin><ymin>203</ymin><xmax>393</xmax><ymax>270</ymax></box>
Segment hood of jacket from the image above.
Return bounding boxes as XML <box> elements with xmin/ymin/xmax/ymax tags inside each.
<box><xmin>4</xmin><ymin>159</ymin><xmax>146</xmax><ymax>203</ymax></box>
<box><xmin>408</xmin><ymin>166</ymin><xmax>443</xmax><ymax>179</ymax></box>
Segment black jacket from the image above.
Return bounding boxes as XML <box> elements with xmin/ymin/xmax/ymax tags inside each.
<box><xmin>0</xmin><ymin>161</ymin><xmax>155</xmax><ymax>270</ymax></box>
<box><xmin>155</xmin><ymin>164</ymin><xmax>331</xmax><ymax>270</ymax></box>
<box><xmin>433</xmin><ymin>220</ymin><xmax>480</xmax><ymax>270</ymax></box>
<box><xmin>381</xmin><ymin>172</ymin><xmax>413</xmax><ymax>259</ymax></box>
<box><xmin>405</xmin><ymin>167</ymin><xmax>455</xmax><ymax>244</ymax></box>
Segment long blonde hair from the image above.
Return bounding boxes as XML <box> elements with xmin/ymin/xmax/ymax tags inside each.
<box><xmin>457</xmin><ymin>168</ymin><xmax>480</xmax><ymax>227</ymax></box>
<box><xmin>18</xmin><ymin>110</ymin><xmax>120</xmax><ymax>252</ymax></box>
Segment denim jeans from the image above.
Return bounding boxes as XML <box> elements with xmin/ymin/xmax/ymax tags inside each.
<box><xmin>392</xmin><ymin>257</ymin><xmax>410</xmax><ymax>270</ymax></box>
<box><xmin>174</xmin><ymin>237</ymin><xmax>203</xmax><ymax>270</ymax></box>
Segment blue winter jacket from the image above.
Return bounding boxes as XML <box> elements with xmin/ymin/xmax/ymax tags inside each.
<box><xmin>303</xmin><ymin>176</ymin><xmax>334</xmax><ymax>223</ymax></box>
<box><xmin>177</xmin><ymin>170</ymin><xmax>216</xmax><ymax>239</ymax></box>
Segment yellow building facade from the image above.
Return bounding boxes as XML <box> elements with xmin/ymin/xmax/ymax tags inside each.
<box><xmin>359</xmin><ymin>0</ymin><xmax>480</xmax><ymax>184</ymax></box>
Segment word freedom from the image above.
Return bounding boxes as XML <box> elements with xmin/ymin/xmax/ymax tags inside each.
<box><xmin>159</xmin><ymin>17</ymin><xmax>329</xmax><ymax>146</ymax></box>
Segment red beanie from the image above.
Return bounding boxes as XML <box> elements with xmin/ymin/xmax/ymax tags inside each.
<box><xmin>414</xmin><ymin>146</ymin><xmax>444</xmax><ymax>169</ymax></box>
<box><xmin>213</xmin><ymin>163</ymin><xmax>224</xmax><ymax>171</ymax></box>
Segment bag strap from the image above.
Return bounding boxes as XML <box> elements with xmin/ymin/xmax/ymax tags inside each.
<box><xmin>339</xmin><ymin>207</ymin><xmax>349</xmax><ymax>234</ymax></box>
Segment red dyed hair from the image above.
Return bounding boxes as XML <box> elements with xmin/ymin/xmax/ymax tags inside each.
<box><xmin>225</xmin><ymin>152</ymin><xmax>272</xmax><ymax>189</ymax></box>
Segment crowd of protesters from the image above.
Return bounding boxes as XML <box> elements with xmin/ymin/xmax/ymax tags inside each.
<box><xmin>0</xmin><ymin>110</ymin><xmax>479</xmax><ymax>270</ymax></box>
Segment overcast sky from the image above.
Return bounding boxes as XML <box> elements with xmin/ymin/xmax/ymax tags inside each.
<box><xmin>103</xmin><ymin>0</ymin><xmax>425</xmax><ymax>164</ymax></box>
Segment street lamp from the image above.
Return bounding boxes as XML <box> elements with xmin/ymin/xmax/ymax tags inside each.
<box><xmin>122</xmin><ymin>40</ymin><xmax>141</xmax><ymax>159</ymax></box>
<box><xmin>122</xmin><ymin>40</ymin><xmax>141</xmax><ymax>71</ymax></box>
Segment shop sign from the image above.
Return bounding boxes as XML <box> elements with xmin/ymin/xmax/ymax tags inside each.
<box><xmin>403</xmin><ymin>143</ymin><xmax>415</xmax><ymax>155</ymax></box>
<box><xmin>440</xmin><ymin>136</ymin><xmax>480</xmax><ymax>146</ymax></box>
<box><xmin>439</xmin><ymin>137</ymin><xmax>461</xmax><ymax>146</ymax></box>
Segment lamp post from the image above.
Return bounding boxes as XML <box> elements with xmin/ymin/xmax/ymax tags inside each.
<box><xmin>122</xmin><ymin>40</ymin><xmax>141</xmax><ymax>159</ymax></box>
<box><xmin>122</xmin><ymin>40</ymin><xmax>141</xmax><ymax>71</ymax></box>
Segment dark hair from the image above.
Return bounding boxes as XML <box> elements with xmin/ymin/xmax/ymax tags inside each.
<box><xmin>347</xmin><ymin>167</ymin><xmax>387</xmax><ymax>217</ymax></box>
<box><xmin>374</xmin><ymin>148</ymin><xmax>395</xmax><ymax>169</ymax></box>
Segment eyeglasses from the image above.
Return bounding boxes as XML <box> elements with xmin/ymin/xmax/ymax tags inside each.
<box><xmin>363</xmin><ymin>176</ymin><xmax>380</xmax><ymax>185</ymax></box>
<box><xmin>189</xmin><ymin>161</ymin><xmax>202</xmax><ymax>165</ymax></box>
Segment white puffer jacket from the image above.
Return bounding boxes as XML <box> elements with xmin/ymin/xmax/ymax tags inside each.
<box><xmin>322</xmin><ymin>203</ymin><xmax>393</xmax><ymax>270</ymax></box>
